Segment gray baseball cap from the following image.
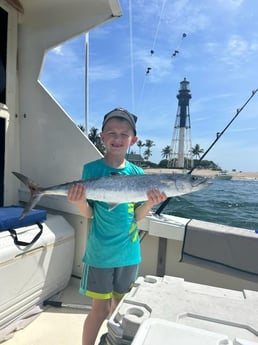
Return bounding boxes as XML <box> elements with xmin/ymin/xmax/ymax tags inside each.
<box><xmin>102</xmin><ymin>107</ymin><xmax>138</xmax><ymax>135</ymax></box>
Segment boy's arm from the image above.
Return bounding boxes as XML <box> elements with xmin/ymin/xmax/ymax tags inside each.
<box><xmin>135</xmin><ymin>189</ymin><xmax>167</xmax><ymax>221</ymax></box>
<box><xmin>67</xmin><ymin>184</ymin><xmax>93</xmax><ymax>219</ymax></box>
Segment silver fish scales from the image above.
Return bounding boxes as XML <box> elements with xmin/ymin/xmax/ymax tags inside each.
<box><xmin>12</xmin><ymin>172</ymin><xmax>209</xmax><ymax>219</ymax></box>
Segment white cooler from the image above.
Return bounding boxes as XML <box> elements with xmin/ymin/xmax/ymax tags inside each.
<box><xmin>0</xmin><ymin>214</ymin><xmax>75</xmax><ymax>339</ymax></box>
<box><xmin>131</xmin><ymin>318</ymin><xmax>258</xmax><ymax>345</ymax></box>
<box><xmin>107</xmin><ymin>275</ymin><xmax>258</xmax><ymax>344</ymax></box>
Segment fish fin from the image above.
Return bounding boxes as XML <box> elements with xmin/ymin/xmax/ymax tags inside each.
<box><xmin>12</xmin><ymin>172</ymin><xmax>44</xmax><ymax>219</ymax></box>
<box><xmin>108</xmin><ymin>203</ymin><xmax>120</xmax><ymax>211</ymax></box>
<box><xmin>12</xmin><ymin>172</ymin><xmax>39</xmax><ymax>189</ymax></box>
<box><xmin>19</xmin><ymin>194</ymin><xmax>43</xmax><ymax>219</ymax></box>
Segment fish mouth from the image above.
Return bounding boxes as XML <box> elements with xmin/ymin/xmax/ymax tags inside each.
<box><xmin>191</xmin><ymin>176</ymin><xmax>209</xmax><ymax>187</ymax></box>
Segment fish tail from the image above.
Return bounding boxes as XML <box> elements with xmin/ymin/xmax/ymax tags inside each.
<box><xmin>12</xmin><ymin>172</ymin><xmax>44</xmax><ymax>219</ymax></box>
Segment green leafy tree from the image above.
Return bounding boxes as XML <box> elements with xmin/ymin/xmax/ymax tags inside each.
<box><xmin>158</xmin><ymin>159</ymin><xmax>169</xmax><ymax>168</ymax></box>
<box><xmin>195</xmin><ymin>159</ymin><xmax>221</xmax><ymax>170</ymax></box>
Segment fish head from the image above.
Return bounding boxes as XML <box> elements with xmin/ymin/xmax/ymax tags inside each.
<box><xmin>189</xmin><ymin>174</ymin><xmax>210</xmax><ymax>190</ymax></box>
<box><xmin>175</xmin><ymin>174</ymin><xmax>210</xmax><ymax>195</ymax></box>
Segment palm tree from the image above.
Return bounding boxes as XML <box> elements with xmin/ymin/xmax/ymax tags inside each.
<box><xmin>145</xmin><ymin>139</ymin><xmax>155</xmax><ymax>151</ymax></box>
<box><xmin>191</xmin><ymin>144</ymin><xmax>204</xmax><ymax>159</ymax></box>
<box><xmin>88</xmin><ymin>127</ymin><xmax>98</xmax><ymax>142</ymax></box>
<box><xmin>143</xmin><ymin>148</ymin><xmax>152</xmax><ymax>161</ymax></box>
<box><xmin>88</xmin><ymin>127</ymin><xmax>105</xmax><ymax>155</ymax></box>
<box><xmin>143</xmin><ymin>139</ymin><xmax>155</xmax><ymax>161</ymax></box>
<box><xmin>161</xmin><ymin>145</ymin><xmax>172</xmax><ymax>160</ymax></box>
<box><xmin>78</xmin><ymin>123</ymin><xmax>86</xmax><ymax>132</ymax></box>
<box><xmin>143</xmin><ymin>139</ymin><xmax>155</xmax><ymax>160</ymax></box>
<box><xmin>136</xmin><ymin>140</ymin><xmax>145</xmax><ymax>155</ymax></box>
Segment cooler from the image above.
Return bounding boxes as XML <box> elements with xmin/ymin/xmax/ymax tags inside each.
<box><xmin>131</xmin><ymin>319</ymin><xmax>258</xmax><ymax>345</ymax></box>
<box><xmin>0</xmin><ymin>213</ymin><xmax>75</xmax><ymax>339</ymax></box>
<box><xmin>107</xmin><ymin>275</ymin><xmax>258</xmax><ymax>345</ymax></box>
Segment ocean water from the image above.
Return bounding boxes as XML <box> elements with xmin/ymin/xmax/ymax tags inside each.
<box><xmin>158</xmin><ymin>179</ymin><xmax>258</xmax><ymax>231</ymax></box>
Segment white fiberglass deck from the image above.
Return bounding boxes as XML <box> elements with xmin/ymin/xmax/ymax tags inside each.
<box><xmin>3</xmin><ymin>275</ymin><xmax>258</xmax><ymax>345</ymax></box>
<box><xmin>3</xmin><ymin>277</ymin><xmax>102</xmax><ymax>345</ymax></box>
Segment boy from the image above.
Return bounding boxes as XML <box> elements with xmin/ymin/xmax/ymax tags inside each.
<box><xmin>68</xmin><ymin>108</ymin><xmax>167</xmax><ymax>345</ymax></box>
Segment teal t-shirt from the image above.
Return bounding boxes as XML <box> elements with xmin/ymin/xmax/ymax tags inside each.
<box><xmin>82</xmin><ymin>159</ymin><xmax>144</xmax><ymax>268</ymax></box>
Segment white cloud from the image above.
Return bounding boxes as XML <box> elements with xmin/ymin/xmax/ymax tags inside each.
<box><xmin>227</xmin><ymin>35</ymin><xmax>249</xmax><ymax>56</ymax></box>
<box><xmin>133</xmin><ymin>49</ymin><xmax>174</xmax><ymax>82</ymax></box>
<box><xmin>217</xmin><ymin>0</ymin><xmax>244</xmax><ymax>9</ymax></box>
<box><xmin>230</xmin><ymin>127</ymin><xmax>258</xmax><ymax>133</ymax></box>
<box><xmin>89</xmin><ymin>64</ymin><xmax>123</xmax><ymax>81</ymax></box>
<box><xmin>52</xmin><ymin>45</ymin><xmax>63</xmax><ymax>56</ymax></box>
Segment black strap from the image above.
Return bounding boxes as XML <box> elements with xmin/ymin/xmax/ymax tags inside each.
<box><xmin>8</xmin><ymin>222</ymin><xmax>43</xmax><ymax>246</ymax></box>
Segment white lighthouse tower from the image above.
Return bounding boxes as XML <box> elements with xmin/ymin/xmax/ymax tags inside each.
<box><xmin>169</xmin><ymin>78</ymin><xmax>193</xmax><ymax>169</ymax></box>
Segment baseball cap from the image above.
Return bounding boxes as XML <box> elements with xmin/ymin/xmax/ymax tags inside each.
<box><xmin>102</xmin><ymin>107</ymin><xmax>138</xmax><ymax>135</ymax></box>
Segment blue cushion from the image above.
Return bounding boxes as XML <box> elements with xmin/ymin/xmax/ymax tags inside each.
<box><xmin>0</xmin><ymin>206</ymin><xmax>47</xmax><ymax>231</ymax></box>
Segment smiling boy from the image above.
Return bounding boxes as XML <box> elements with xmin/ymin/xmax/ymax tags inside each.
<box><xmin>68</xmin><ymin>108</ymin><xmax>167</xmax><ymax>345</ymax></box>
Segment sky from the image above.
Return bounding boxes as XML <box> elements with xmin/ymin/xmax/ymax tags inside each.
<box><xmin>40</xmin><ymin>0</ymin><xmax>258</xmax><ymax>172</ymax></box>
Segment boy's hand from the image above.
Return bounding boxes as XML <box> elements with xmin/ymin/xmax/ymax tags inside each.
<box><xmin>146</xmin><ymin>188</ymin><xmax>167</xmax><ymax>206</ymax></box>
<box><xmin>67</xmin><ymin>183</ymin><xmax>86</xmax><ymax>204</ymax></box>
<box><xmin>135</xmin><ymin>188</ymin><xmax>167</xmax><ymax>221</ymax></box>
<box><xmin>67</xmin><ymin>184</ymin><xmax>92</xmax><ymax>219</ymax></box>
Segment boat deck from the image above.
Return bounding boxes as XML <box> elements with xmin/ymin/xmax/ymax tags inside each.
<box><xmin>3</xmin><ymin>275</ymin><xmax>258</xmax><ymax>345</ymax></box>
<box><xmin>3</xmin><ymin>277</ymin><xmax>107</xmax><ymax>345</ymax></box>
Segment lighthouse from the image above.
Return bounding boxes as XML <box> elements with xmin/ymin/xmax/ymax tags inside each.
<box><xmin>169</xmin><ymin>78</ymin><xmax>193</xmax><ymax>169</ymax></box>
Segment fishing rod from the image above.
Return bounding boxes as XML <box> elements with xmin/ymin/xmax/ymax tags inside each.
<box><xmin>155</xmin><ymin>88</ymin><xmax>258</xmax><ymax>216</ymax></box>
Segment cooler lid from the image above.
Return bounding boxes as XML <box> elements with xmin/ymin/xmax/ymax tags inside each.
<box><xmin>132</xmin><ymin>318</ymin><xmax>231</xmax><ymax>345</ymax></box>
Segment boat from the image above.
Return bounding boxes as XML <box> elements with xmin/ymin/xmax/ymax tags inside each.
<box><xmin>214</xmin><ymin>172</ymin><xmax>233</xmax><ymax>180</ymax></box>
<box><xmin>0</xmin><ymin>1</ymin><xmax>257</xmax><ymax>344</ymax></box>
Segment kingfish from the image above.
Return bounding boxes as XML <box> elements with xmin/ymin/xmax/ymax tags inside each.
<box><xmin>12</xmin><ymin>171</ymin><xmax>209</xmax><ymax>219</ymax></box>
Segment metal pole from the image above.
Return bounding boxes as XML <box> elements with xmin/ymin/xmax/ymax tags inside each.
<box><xmin>84</xmin><ymin>32</ymin><xmax>89</xmax><ymax>134</ymax></box>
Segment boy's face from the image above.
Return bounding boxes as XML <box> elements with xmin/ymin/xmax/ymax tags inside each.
<box><xmin>100</xmin><ymin>118</ymin><xmax>138</xmax><ymax>156</ymax></box>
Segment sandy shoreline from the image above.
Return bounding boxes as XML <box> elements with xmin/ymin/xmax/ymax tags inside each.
<box><xmin>144</xmin><ymin>168</ymin><xmax>258</xmax><ymax>180</ymax></box>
